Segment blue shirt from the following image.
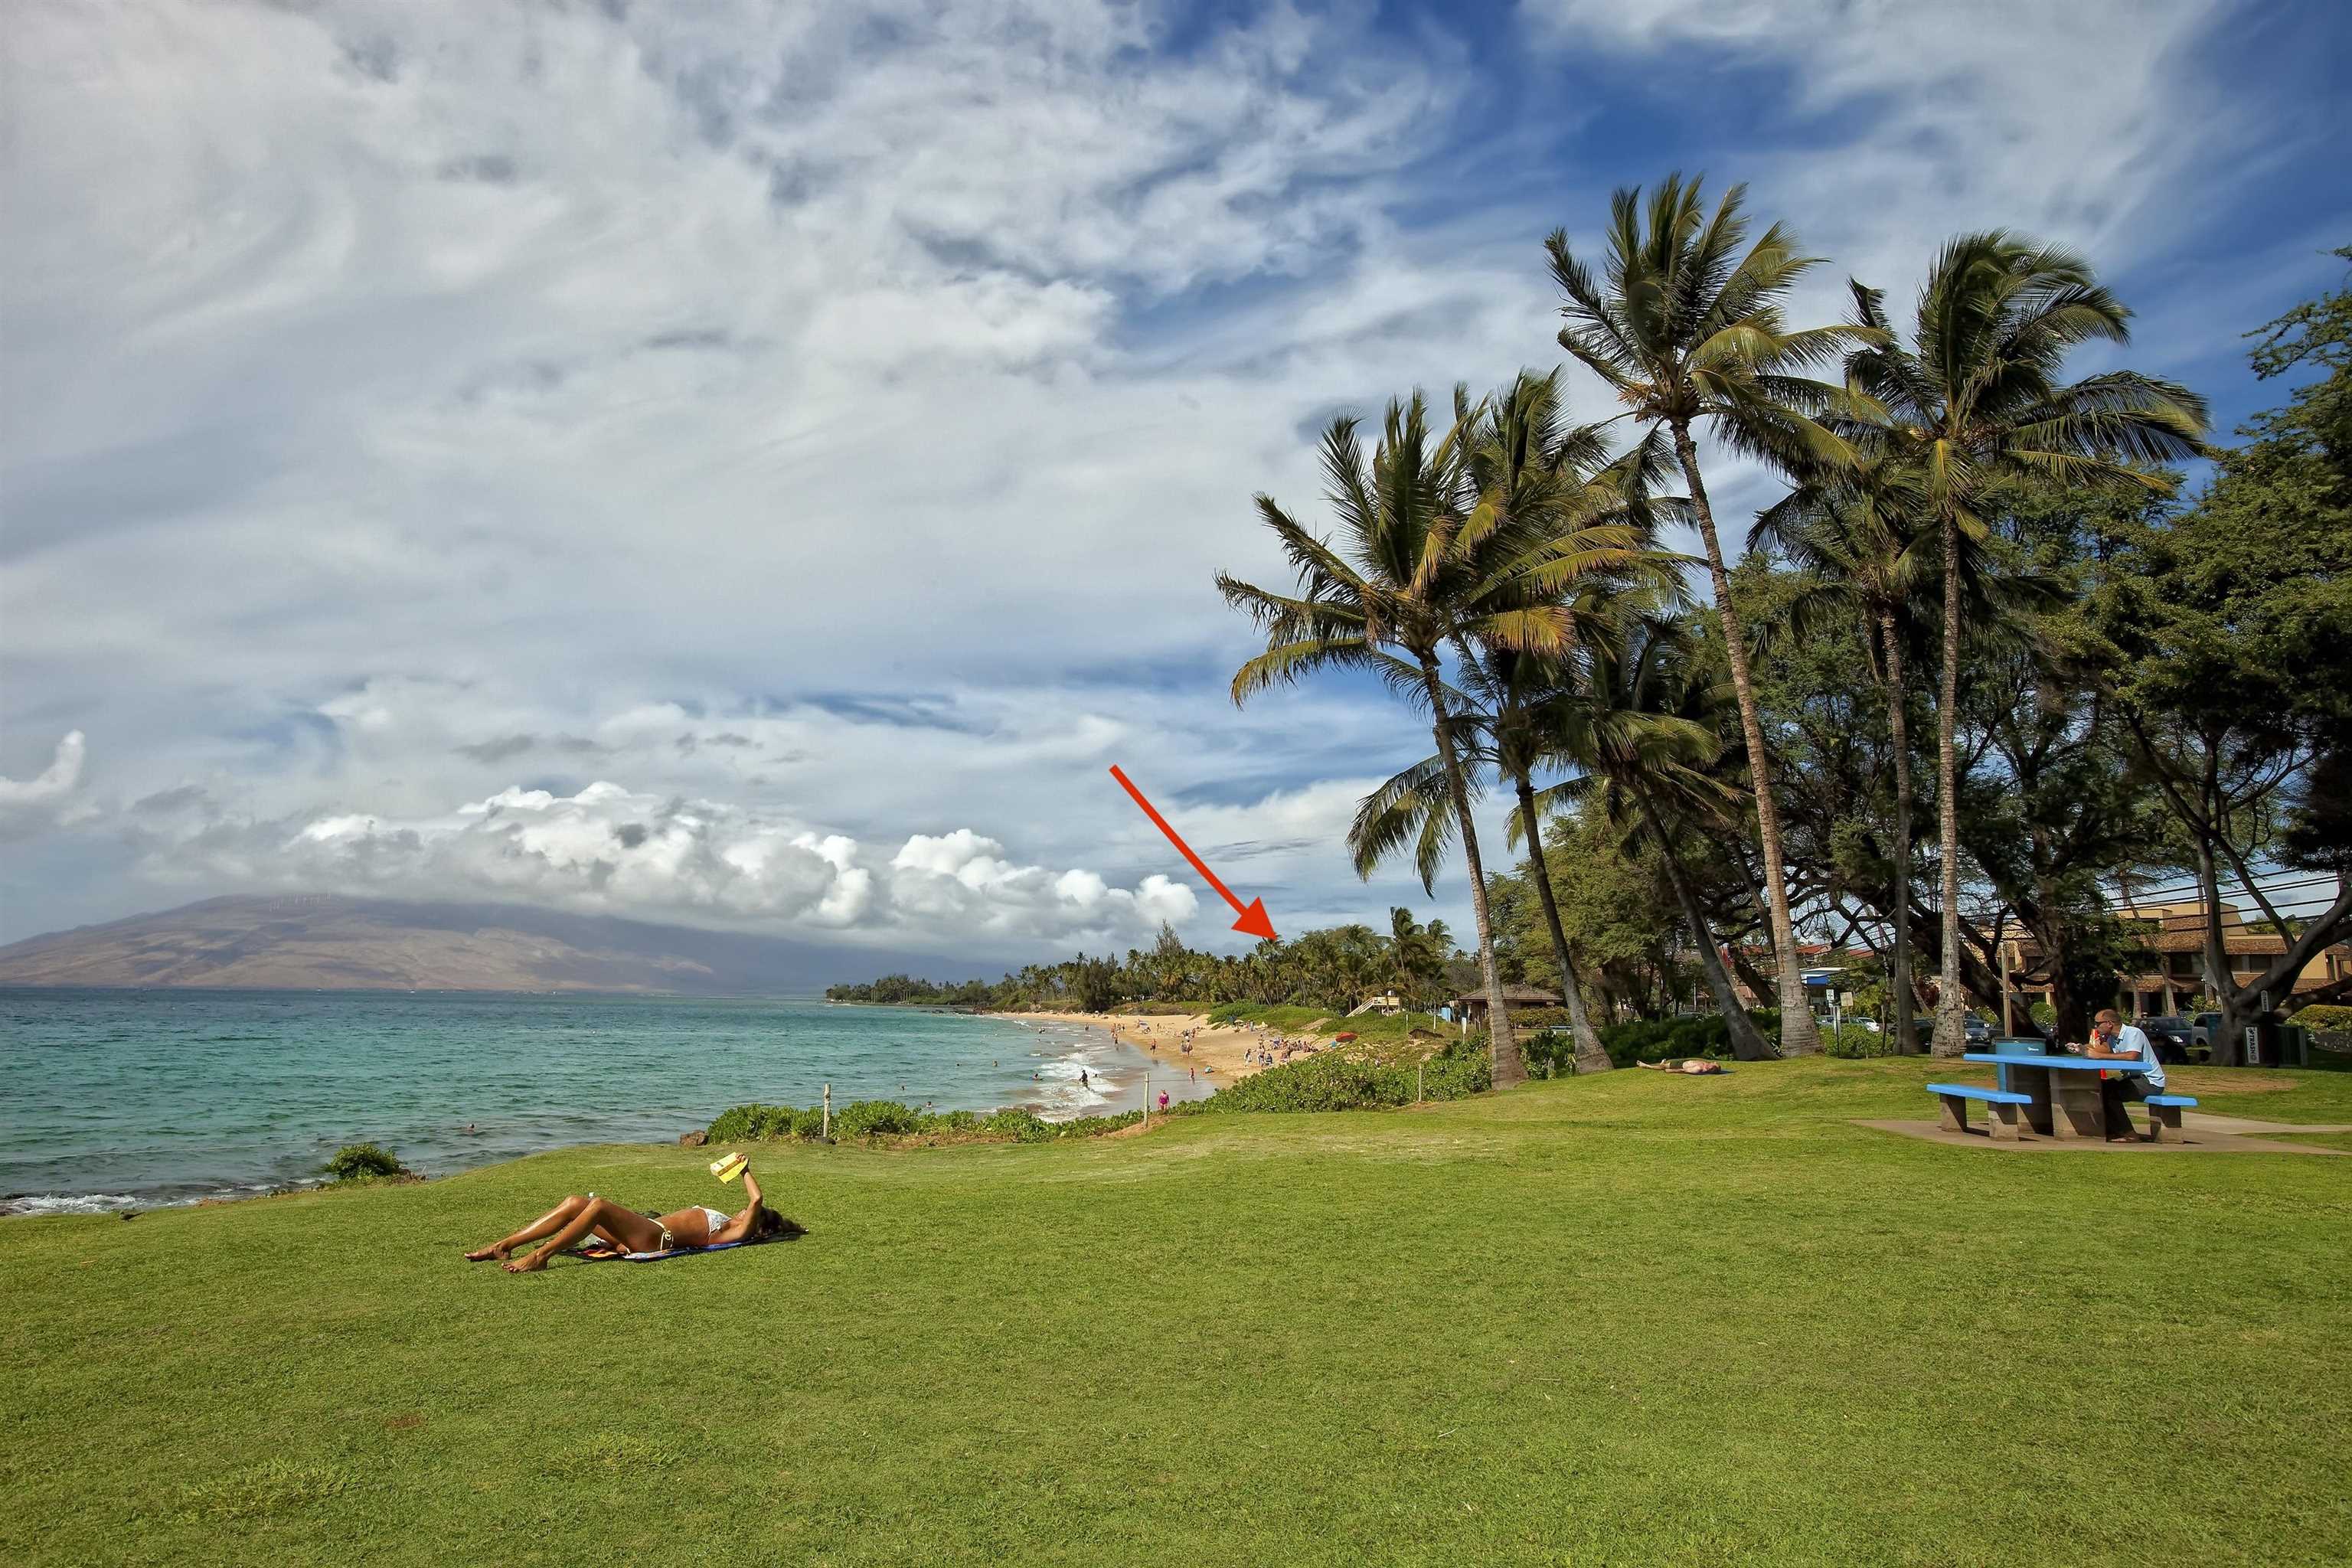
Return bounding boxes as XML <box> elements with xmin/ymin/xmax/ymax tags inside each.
<box><xmin>2115</xmin><ymin>1024</ymin><xmax>2165</xmax><ymax>1092</ymax></box>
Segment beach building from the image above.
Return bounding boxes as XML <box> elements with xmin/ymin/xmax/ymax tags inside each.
<box><xmin>1449</xmin><ymin>983</ymin><xmax>1563</xmax><ymax>1031</ymax></box>
<box><xmin>1995</xmin><ymin>900</ymin><xmax>2352</xmax><ymax>1020</ymax></box>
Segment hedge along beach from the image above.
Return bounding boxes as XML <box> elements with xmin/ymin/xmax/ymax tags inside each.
<box><xmin>0</xmin><ymin>989</ymin><xmax>1205</xmax><ymax>1214</ymax></box>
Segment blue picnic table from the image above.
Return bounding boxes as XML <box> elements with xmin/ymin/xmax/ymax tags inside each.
<box><xmin>1963</xmin><ymin>1050</ymin><xmax>2153</xmax><ymax>1140</ymax></box>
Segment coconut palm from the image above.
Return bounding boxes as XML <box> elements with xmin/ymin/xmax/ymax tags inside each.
<box><xmin>1353</xmin><ymin>644</ymin><xmax>1619</xmax><ymax>1070</ymax></box>
<box><xmin>1382</xmin><ymin>907</ymin><xmax>1451</xmax><ymax>1008</ymax></box>
<box><xmin>1841</xmin><ymin>241</ymin><xmax>2209</xmax><ymax>1055</ymax></box>
<box><xmin>1546</xmin><ymin>172</ymin><xmax>1880</xmax><ymax>1057</ymax></box>
<box><xmin>1554</xmin><ymin>609</ymin><xmax>1776</xmax><ymax>1060</ymax></box>
<box><xmin>1348</xmin><ymin>373</ymin><xmax>1679</xmax><ymax>1073</ymax></box>
<box><xmin>1754</xmin><ymin>446</ymin><xmax>2064</xmax><ymax>1048</ymax></box>
<box><xmin>1218</xmin><ymin>390</ymin><xmax>1651</xmax><ymax>1085</ymax></box>
<box><xmin>1753</xmin><ymin>458</ymin><xmax>1934</xmax><ymax>1049</ymax></box>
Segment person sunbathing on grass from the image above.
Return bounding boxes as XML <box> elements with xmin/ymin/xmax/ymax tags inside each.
<box><xmin>464</xmin><ymin>1162</ymin><xmax>791</xmax><ymax>1273</ymax></box>
<box><xmin>1636</xmin><ymin>1057</ymin><xmax>1726</xmax><ymax>1075</ymax></box>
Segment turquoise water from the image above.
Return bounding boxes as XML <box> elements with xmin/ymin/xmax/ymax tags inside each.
<box><xmin>0</xmin><ymin>990</ymin><xmax>1203</xmax><ymax>1213</ymax></box>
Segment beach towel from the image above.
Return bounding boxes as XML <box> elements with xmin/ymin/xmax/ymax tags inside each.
<box><xmin>567</xmin><ymin>1231</ymin><xmax>798</xmax><ymax>1263</ymax></box>
<box><xmin>570</xmin><ymin>1240</ymin><xmax>743</xmax><ymax>1263</ymax></box>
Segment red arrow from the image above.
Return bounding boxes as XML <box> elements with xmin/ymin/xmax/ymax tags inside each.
<box><xmin>1108</xmin><ymin>765</ymin><xmax>1278</xmax><ymax>941</ymax></box>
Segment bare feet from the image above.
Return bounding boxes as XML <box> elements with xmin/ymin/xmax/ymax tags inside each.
<box><xmin>464</xmin><ymin>1244</ymin><xmax>512</xmax><ymax>1262</ymax></box>
<box><xmin>501</xmin><ymin>1251</ymin><xmax>550</xmax><ymax>1273</ymax></box>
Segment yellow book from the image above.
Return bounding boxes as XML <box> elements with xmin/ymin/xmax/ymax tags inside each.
<box><xmin>708</xmin><ymin>1152</ymin><xmax>748</xmax><ymax>1184</ymax></box>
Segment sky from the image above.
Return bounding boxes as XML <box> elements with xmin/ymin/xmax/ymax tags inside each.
<box><xmin>2</xmin><ymin>0</ymin><xmax>2347</xmax><ymax>969</ymax></box>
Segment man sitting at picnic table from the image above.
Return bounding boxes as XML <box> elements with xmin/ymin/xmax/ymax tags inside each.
<box><xmin>2073</xmin><ymin>1008</ymin><xmax>2166</xmax><ymax>1142</ymax></box>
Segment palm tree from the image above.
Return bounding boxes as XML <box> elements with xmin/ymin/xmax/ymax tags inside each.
<box><xmin>1382</xmin><ymin>907</ymin><xmax>1450</xmax><ymax>1009</ymax></box>
<box><xmin>1218</xmin><ymin>390</ymin><xmax>1650</xmax><ymax>1085</ymax></box>
<box><xmin>1348</xmin><ymin>373</ymin><xmax>1678</xmax><ymax>1073</ymax></box>
<box><xmin>1754</xmin><ymin>459</ymin><xmax>1933</xmax><ymax>1049</ymax></box>
<box><xmin>1841</xmin><ymin>241</ymin><xmax>2209</xmax><ymax>1055</ymax></box>
<box><xmin>1352</xmin><ymin>644</ymin><xmax>1620</xmax><ymax>1070</ymax></box>
<box><xmin>1546</xmin><ymin>173</ymin><xmax>1880</xmax><ymax>1057</ymax></box>
<box><xmin>1558</xmin><ymin>609</ymin><xmax>1775</xmax><ymax>1060</ymax></box>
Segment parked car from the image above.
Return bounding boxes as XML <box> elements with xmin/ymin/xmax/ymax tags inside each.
<box><xmin>2135</xmin><ymin>1015</ymin><xmax>2197</xmax><ymax>1064</ymax></box>
<box><xmin>1909</xmin><ymin>1015</ymin><xmax>1994</xmax><ymax>1045</ymax></box>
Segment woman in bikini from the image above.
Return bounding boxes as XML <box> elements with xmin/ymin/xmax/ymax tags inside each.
<box><xmin>464</xmin><ymin>1162</ymin><xmax>790</xmax><ymax>1273</ymax></box>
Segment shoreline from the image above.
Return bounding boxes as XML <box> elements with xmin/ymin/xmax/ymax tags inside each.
<box><xmin>985</xmin><ymin>1014</ymin><xmax>1223</xmax><ymax>1118</ymax></box>
<box><xmin>4</xmin><ymin>1010</ymin><xmax>1204</xmax><ymax>1217</ymax></box>
<box><xmin>986</xmin><ymin>1008</ymin><xmax>1341</xmax><ymax>1084</ymax></box>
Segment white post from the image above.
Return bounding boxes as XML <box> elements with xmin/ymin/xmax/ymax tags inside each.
<box><xmin>1143</xmin><ymin>1071</ymin><xmax>1150</xmax><ymax>1129</ymax></box>
<box><xmin>822</xmin><ymin>1083</ymin><xmax>831</xmax><ymax>1141</ymax></box>
<box><xmin>1417</xmin><ymin>1062</ymin><xmax>1424</xmax><ymax>1104</ymax></box>
<box><xmin>2000</xmin><ymin>936</ymin><xmax>2014</xmax><ymax>1037</ymax></box>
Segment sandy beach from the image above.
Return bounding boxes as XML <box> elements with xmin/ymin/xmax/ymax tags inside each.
<box><xmin>988</xmin><ymin>1008</ymin><xmax>1343</xmax><ymax>1085</ymax></box>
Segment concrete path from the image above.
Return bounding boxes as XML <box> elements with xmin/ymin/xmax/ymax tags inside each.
<box><xmin>1857</xmin><ymin>1111</ymin><xmax>2348</xmax><ymax>1155</ymax></box>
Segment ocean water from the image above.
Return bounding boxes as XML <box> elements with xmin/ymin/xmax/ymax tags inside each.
<box><xmin>0</xmin><ymin>990</ymin><xmax>1207</xmax><ymax>1214</ymax></box>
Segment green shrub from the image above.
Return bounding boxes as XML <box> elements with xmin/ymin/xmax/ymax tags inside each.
<box><xmin>1327</xmin><ymin>1008</ymin><xmax>1449</xmax><ymax>1042</ymax></box>
<box><xmin>1058</xmin><ymin>1109</ymin><xmax>1148</xmax><ymax>1138</ymax></box>
<box><xmin>979</xmin><ymin>1107</ymin><xmax>1060</xmax><ymax>1142</ymax></box>
<box><xmin>1592</xmin><ymin>1013</ymin><xmax>1774</xmax><ymax>1067</ymax></box>
<box><xmin>1200</xmin><ymin>1047</ymin><xmax>1489</xmax><ymax>1112</ymax></box>
<box><xmin>706</xmin><ymin>1103</ymin><xmax>800</xmax><ymax>1143</ymax></box>
<box><xmin>2300</xmin><ymin>1004</ymin><xmax>2352</xmax><ymax>1072</ymax></box>
<box><xmin>832</xmin><ymin>1100</ymin><xmax>923</xmax><ymax>1139</ymax></box>
<box><xmin>1521</xmin><ymin>1029</ymin><xmax>1570</xmax><ymax>1077</ymax></box>
<box><xmin>321</xmin><ymin>1143</ymin><xmax>409</xmax><ymax>1182</ymax></box>
<box><xmin>1823</xmin><ymin>1022</ymin><xmax>1899</xmax><ymax>1059</ymax></box>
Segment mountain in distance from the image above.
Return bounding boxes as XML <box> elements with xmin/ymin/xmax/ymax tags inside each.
<box><xmin>0</xmin><ymin>894</ymin><xmax>979</xmax><ymax>995</ymax></box>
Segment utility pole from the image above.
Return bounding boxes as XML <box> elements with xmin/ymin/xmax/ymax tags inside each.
<box><xmin>2000</xmin><ymin>936</ymin><xmax>2014</xmax><ymax>1037</ymax></box>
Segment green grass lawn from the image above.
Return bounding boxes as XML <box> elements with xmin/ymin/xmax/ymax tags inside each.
<box><xmin>7</xmin><ymin>1057</ymin><xmax>2350</xmax><ymax>1566</ymax></box>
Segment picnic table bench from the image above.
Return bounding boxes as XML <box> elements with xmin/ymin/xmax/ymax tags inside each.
<box><xmin>2145</xmin><ymin>1093</ymin><xmax>2199</xmax><ymax>1143</ymax></box>
<box><xmin>1926</xmin><ymin>1082</ymin><xmax>2033</xmax><ymax>1141</ymax></box>
<box><xmin>1948</xmin><ymin>1051</ymin><xmax>2192</xmax><ymax>1141</ymax></box>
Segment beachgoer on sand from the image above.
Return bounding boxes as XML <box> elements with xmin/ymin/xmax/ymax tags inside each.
<box><xmin>464</xmin><ymin>1161</ymin><xmax>795</xmax><ymax>1273</ymax></box>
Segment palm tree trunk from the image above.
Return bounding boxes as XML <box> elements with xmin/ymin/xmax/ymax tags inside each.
<box><xmin>1669</xmin><ymin>422</ymin><xmax>1821</xmax><ymax>1056</ymax></box>
<box><xmin>1880</xmin><ymin>612</ymin><xmax>1916</xmax><ymax>1054</ymax></box>
<box><xmin>1931</xmin><ymin>504</ymin><xmax>1968</xmax><ymax>1059</ymax></box>
<box><xmin>1418</xmin><ymin>654</ymin><xmax>1523</xmax><ymax>1086</ymax></box>
<box><xmin>1513</xmin><ymin>774</ymin><xmax>1610</xmax><ymax>1073</ymax></box>
<box><xmin>1638</xmin><ymin>794</ymin><xmax>1774</xmax><ymax>1060</ymax></box>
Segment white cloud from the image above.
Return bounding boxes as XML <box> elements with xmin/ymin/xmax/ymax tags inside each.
<box><xmin>0</xmin><ymin>0</ymin><xmax>2315</xmax><ymax>952</ymax></box>
<box><xmin>0</xmin><ymin>731</ymin><xmax>90</xmax><ymax>837</ymax></box>
<box><xmin>126</xmin><ymin>773</ymin><xmax>1197</xmax><ymax>950</ymax></box>
<box><xmin>1520</xmin><ymin>0</ymin><xmax>2241</xmax><ymax>288</ymax></box>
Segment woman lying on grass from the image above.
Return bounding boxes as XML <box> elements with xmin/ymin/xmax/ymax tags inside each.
<box><xmin>1636</xmin><ymin>1057</ymin><xmax>1726</xmax><ymax>1076</ymax></box>
<box><xmin>465</xmin><ymin>1162</ymin><xmax>795</xmax><ymax>1273</ymax></box>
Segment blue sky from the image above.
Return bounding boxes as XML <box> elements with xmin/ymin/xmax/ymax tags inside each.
<box><xmin>2</xmin><ymin>0</ymin><xmax>2346</xmax><ymax>965</ymax></box>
